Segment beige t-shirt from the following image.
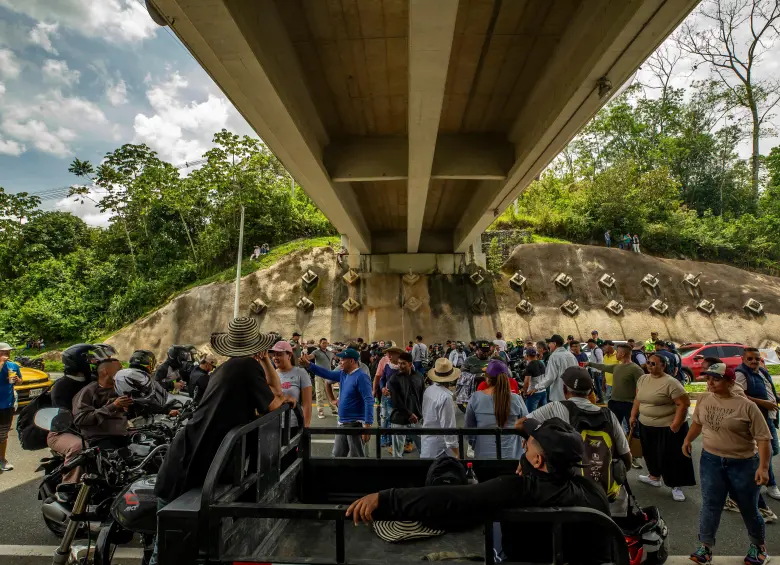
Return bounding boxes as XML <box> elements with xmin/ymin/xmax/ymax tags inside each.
<box><xmin>693</xmin><ymin>392</ymin><xmax>772</xmax><ymax>459</ymax></box>
<box><xmin>636</xmin><ymin>374</ymin><xmax>686</xmax><ymax>427</ymax></box>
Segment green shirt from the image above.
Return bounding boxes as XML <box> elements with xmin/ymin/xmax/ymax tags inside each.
<box><xmin>589</xmin><ymin>362</ymin><xmax>644</xmax><ymax>402</ymax></box>
<box><xmin>463</xmin><ymin>354</ymin><xmax>489</xmax><ymax>375</ymax></box>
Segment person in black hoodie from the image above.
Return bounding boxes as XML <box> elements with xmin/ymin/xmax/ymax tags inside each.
<box><xmin>347</xmin><ymin>418</ymin><xmax>613</xmax><ymax>565</ymax></box>
<box><xmin>388</xmin><ymin>352</ymin><xmax>424</xmax><ymax>457</ymax></box>
<box><xmin>47</xmin><ymin>343</ymin><xmax>115</xmax><ymax>483</ymax></box>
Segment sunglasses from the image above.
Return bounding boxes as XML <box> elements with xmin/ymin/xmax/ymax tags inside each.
<box><xmin>745</xmin><ymin>356</ymin><xmax>760</xmax><ymax>361</ymax></box>
<box><xmin>648</xmin><ymin>362</ymin><xmax>659</xmax><ymax>367</ymax></box>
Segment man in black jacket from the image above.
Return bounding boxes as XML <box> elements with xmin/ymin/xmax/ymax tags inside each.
<box><xmin>347</xmin><ymin>418</ymin><xmax>614</xmax><ymax>564</ymax></box>
<box><xmin>388</xmin><ymin>352</ymin><xmax>424</xmax><ymax>457</ymax></box>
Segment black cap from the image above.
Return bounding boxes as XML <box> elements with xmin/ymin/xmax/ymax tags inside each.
<box><xmin>524</xmin><ymin>418</ymin><xmax>586</xmax><ymax>472</ymax></box>
<box><xmin>603</xmin><ymin>340</ymin><xmax>615</xmax><ymax>346</ymax></box>
<box><xmin>562</xmin><ymin>366</ymin><xmax>593</xmax><ymax>393</ymax></box>
<box><xmin>292</xmin><ymin>331</ymin><xmax>301</xmax><ymax>337</ymax></box>
<box><xmin>567</xmin><ymin>335</ymin><xmax>575</xmax><ymax>341</ymax></box>
<box><xmin>546</xmin><ymin>334</ymin><xmax>564</xmax><ymax>346</ymax></box>
<box><xmin>475</xmin><ymin>339</ymin><xmax>492</xmax><ymax>350</ymax></box>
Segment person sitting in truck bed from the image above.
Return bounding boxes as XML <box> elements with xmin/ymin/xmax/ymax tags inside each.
<box><xmin>347</xmin><ymin>418</ymin><xmax>612</xmax><ymax>565</ymax></box>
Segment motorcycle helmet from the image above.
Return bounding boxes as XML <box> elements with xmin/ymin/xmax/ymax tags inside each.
<box><xmin>114</xmin><ymin>368</ymin><xmax>168</xmax><ymax>408</ymax></box>
<box><xmin>62</xmin><ymin>343</ymin><xmax>117</xmax><ymax>379</ymax></box>
<box><xmin>166</xmin><ymin>345</ymin><xmax>196</xmax><ymax>369</ymax></box>
<box><xmin>129</xmin><ymin>350</ymin><xmax>157</xmax><ymax>374</ymax></box>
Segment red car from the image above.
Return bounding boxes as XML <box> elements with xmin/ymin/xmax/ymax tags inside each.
<box><xmin>678</xmin><ymin>342</ymin><xmax>745</xmax><ymax>382</ymax></box>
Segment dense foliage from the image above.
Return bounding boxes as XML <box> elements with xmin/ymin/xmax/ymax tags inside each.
<box><xmin>0</xmin><ymin>130</ymin><xmax>335</xmax><ymax>345</ymax></box>
<box><xmin>493</xmin><ymin>82</ymin><xmax>780</xmax><ymax>274</ymax></box>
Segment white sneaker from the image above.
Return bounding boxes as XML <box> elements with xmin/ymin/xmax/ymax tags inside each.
<box><xmin>0</xmin><ymin>459</ymin><xmax>14</xmax><ymax>471</ymax></box>
<box><xmin>767</xmin><ymin>485</ymin><xmax>780</xmax><ymax>500</ymax></box>
<box><xmin>638</xmin><ymin>474</ymin><xmax>662</xmax><ymax>487</ymax></box>
<box><xmin>724</xmin><ymin>497</ymin><xmax>740</xmax><ymax>512</ymax></box>
<box><xmin>672</xmin><ymin>487</ymin><xmax>686</xmax><ymax>501</ymax></box>
<box><xmin>760</xmin><ymin>507</ymin><xmax>778</xmax><ymax>523</ymax></box>
<box><xmin>317</xmin><ymin>409</ymin><xmax>325</xmax><ymax>419</ymax></box>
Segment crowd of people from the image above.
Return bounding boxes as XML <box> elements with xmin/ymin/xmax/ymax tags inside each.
<box><xmin>1</xmin><ymin>322</ymin><xmax>778</xmax><ymax>564</ymax></box>
<box><xmin>604</xmin><ymin>230</ymin><xmax>641</xmax><ymax>252</ymax></box>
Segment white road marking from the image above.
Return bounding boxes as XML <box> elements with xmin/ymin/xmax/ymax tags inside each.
<box><xmin>0</xmin><ymin>545</ymin><xmax>142</xmax><ymax>558</ymax></box>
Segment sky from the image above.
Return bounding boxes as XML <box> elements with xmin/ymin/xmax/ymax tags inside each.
<box><xmin>0</xmin><ymin>0</ymin><xmax>253</xmax><ymax>226</ymax></box>
<box><xmin>0</xmin><ymin>1</ymin><xmax>778</xmax><ymax>227</ymax></box>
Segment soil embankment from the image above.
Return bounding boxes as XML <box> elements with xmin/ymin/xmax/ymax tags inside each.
<box><xmin>106</xmin><ymin>243</ymin><xmax>780</xmax><ymax>359</ymax></box>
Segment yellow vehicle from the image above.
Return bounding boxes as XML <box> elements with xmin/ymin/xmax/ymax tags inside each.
<box><xmin>15</xmin><ymin>367</ymin><xmax>55</xmax><ymax>408</ymax></box>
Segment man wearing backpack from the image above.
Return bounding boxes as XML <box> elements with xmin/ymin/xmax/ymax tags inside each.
<box><xmin>518</xmin><ymin>366</ymin><xmax>632</xmax><ymax>501</ymax></box>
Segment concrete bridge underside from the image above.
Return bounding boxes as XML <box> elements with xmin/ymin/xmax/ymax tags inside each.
<box><xmin>147</xmin><ymin>0</ymin><xmax>699</xmax><ymax>269</ymax></box>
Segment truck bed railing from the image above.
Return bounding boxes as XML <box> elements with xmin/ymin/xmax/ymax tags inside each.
<box><xmin>159</xmin><ymin>406</ymin><xmax>628</xmax><ymax>565</ymax></box>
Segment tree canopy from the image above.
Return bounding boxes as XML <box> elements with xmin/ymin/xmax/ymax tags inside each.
<box><xmin>0</xmin><ymin>130</ymin><xmax>335</xmax><ymax>345</ymax></box>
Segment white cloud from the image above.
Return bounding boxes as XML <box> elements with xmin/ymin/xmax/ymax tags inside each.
<box><xmin>1</xmin><ymin>118</ymin><xmax>75</xmax><ymax>156</ymax></box>
<box><xmin>42</xmin><ymin>59</ymin><xmax>80</xmax><ymax>87</ymax></box>
<box><xmin>106</xmin><ymin>78</ymin><xmax>128</xmax><ymax>105</ymax></box>
<box><xmin>0</xmin><ymin>0</ymin><xmax>159</xmax><ymax>44</ymax></box>
<box><xmin>0</xmin><ymin>81</ymin><xmax>5</xmax><ymax>96</ymax></box>
<box><xmin>29</xmin><ymin>21</ymin><xmax>59</xmax><ymax>54</ymax></box>
<box><xmin>0</xmin><ymin>135</ymin><xmax>25</xmax><ymax>156</ymax></box>
<box><xmin>133</xmin><ymin>72</ymin><xmax>231</xmax><ymax>163</ymax></box>
<box><xmin>54</xmin><ymin>188</ymin><xmax>111</xmax><ymax>227</ymax></box>
<box><xmin>0</xmin><ymin>48</ymin><xmax>21</xmax><ymax>79</ymax></box>
<box><xmin>1</xmin><ymin>88</ymin><xmax>109</xmax><ymax>156</ymax></box>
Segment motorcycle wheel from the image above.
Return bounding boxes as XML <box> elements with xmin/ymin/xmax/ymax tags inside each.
<box><xmin>95</xmin><ymin>520</ymin><xmax>135</xmax><ymax>565</ymax></box>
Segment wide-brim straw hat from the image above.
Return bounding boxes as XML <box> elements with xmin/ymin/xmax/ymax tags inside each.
<box><xmin>210</xmin><ymin>317</ymin><xmax>276</xmax><ymax>357</ymax></box>
<box><xmin>427</xmin><ymin>357</ymin><xmax>461</xmax><ymax>383</ymax></box>
<box><xmin>384</xmin><ymin>346</ymin><xmax>405</xmax><ymax>355</ymax></box>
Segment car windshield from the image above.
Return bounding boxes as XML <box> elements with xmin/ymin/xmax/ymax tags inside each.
<box><xmin>678</xmin><ymin>346</ymin><xmax>701</xmax><ymax>358</ymax></box>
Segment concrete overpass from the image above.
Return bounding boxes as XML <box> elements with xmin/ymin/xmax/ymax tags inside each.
<box><xmin>146</xmin><ymin>0</ymin><xmax>699</xmax><ymax>271</ymax></box>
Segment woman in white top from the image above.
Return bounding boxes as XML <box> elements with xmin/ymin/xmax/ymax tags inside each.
<box><xmin>421</xmin><ymin>358</ymin><xmax>460</xmax><ymax>458</ymax></box>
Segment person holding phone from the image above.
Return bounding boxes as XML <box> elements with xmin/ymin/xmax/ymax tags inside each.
<box><xmin>0</xmin><ymin>342</ymin><xmax>22</xmax><ymax>471</ymax></box>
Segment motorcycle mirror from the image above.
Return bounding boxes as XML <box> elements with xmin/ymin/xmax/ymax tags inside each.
<box><xmin>34</xmin><ymin>408</ymin><xmax>75</xmax><ymax>433</ymax></box>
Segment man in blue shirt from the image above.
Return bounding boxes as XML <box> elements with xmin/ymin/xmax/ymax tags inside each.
<box><xmin>300</xmin><ymin>348</ymin><xmax>374</xmax><ymax>457</ymax></box>
<box><xmin>0</xmin><ymin>342</ymin><xmax>22</xmax><ymax>471</ymax></box>
<box><xmin>653</xmin><ymin>341</ymin><xmax>680</xmax><ymax>382</ymax></box>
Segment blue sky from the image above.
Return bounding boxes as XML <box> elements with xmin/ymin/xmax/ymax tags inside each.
<box><xmin>0</xmin><ymin>0</ymin><xmax>252</xmax><ymax>224</ymax></box>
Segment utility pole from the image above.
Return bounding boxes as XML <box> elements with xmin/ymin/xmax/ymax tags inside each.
<box><xmin>234</xmin><ymin>204</ymin><xmax>245</xmax><ymax>318</ymax></box>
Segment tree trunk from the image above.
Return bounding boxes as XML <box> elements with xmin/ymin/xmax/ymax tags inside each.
<box><xmin>121</xmin><ymin>215</ymin><xmax>137</xmax><ymax>273</ymax></box>
<box><xmin>179</xmin><ymin>210</ymin><xmax>198</xmax><ymax>262</ymax></box>
<box><xmin>751</xmin><ymin>102</ymin><xmax>761</xmax><ymax>204</ymax></box>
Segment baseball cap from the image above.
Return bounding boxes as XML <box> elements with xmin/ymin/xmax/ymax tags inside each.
<box><xmin>524</xmin><ymin>417</ymin><xmax>586</xmax><ymax>472</ymax></box>
<box><xmin>591</xmin><ymin>330</ymin><xmax>599</xmax><ymax>335</ymax></box>
<box><xmin>702</xmin><ymin>362</ymin><xmax>732</xmax><ymax>380</ymax></box>
<box><xmin>270</xmin><ymin>341</ymin><xmax>294</xmax><ymax>354</ymax></box>
<box><xmin>524</xmin><ymin>347</ymin><xmax>538</xmax><ymax>357</ymax></box>
<box><xmin>562</xmin><ymin>366</ymin><xmax>593</xmax><ymax>392</ymax></box>
<box><xmin>0</xmin><ymin>342</ymin><xmax>13</xmax><ymax>351</ymax></box>
<box><xmin>546</xmin><ymin>334</ymin><xmax>564</xmax><ymax>346</ymax></box>
<box><xmin>567</xmin><ymin>335</ymin><xmax>575</xmax><ymax>341</ymax></box>
<box><xmin>292</xmin><ymin>331</ymin><xmax>301</xmax><ymax>337</ymax></box>
<box><xmin>336</xmin><ymin>348</ymin><xmax>360</xmax><ymax>360</ymax></box>
<box><xmin>486</xmin><ymin>359</ymin><xmax>509</xmax><ymax>377</ymax></box>
<box><xmin>603</xmin><ymin>340</ymin><xmax>615</xmax><ymax>346</ymax></box>
<box><xmin>474</xmin><ymin>339</ymin><xmax>492</xmax><ymax>350</ymax></box>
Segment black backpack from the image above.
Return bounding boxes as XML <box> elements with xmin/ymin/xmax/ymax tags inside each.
<box><xmin>16</xmin><ymin>390</ymin><xmax>52</xmax><ymax>450</ymax></box>
<box><xmin>562</xmin><ymin>401</ymin><xmax>622</xmax><ymax>501</ymax></box>
<box><xmin>426</xmin><ymin>455</ymin><xmax>467</xmax><ymax>487</ymax></box>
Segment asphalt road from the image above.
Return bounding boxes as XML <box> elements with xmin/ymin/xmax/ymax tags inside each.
<box><xmin>2</xmin><ymin>404</ymin><xmax>780</xmax><ymax>560</ymax></box>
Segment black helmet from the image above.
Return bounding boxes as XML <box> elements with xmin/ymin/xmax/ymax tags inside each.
<box><xmin>62</xmin><ymin>343</ymin><xmax>117</xmax><ymax>379</ymax></box>
<box><xmin>129</xmin><ymin>350</ymin><xmax>157</xmax><ymax>374</ymax></box>
<box><xmin>166</xmin><ymin>345</ymin><xmax>195</xmax><ymax>369</ymax></box>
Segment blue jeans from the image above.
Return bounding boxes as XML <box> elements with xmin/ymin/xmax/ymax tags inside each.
<box><xmin>413</xmin><ymin>361</ymin><xmax>423</xmax><ymax>372</ymax></box>
<box><xmin>767</xmin><ymin>418</ymin><xmax>779</xmax><ymax>487</ymax></box>
<box><xmin>391</xmin><ymin>422</ymin><xmax>421</xmax><ymax>457</ymax></box>
<box><xmin>604</xmin><ymin>385</ymin><xmax>613</xmax><ymax>403</ymax></box>
<box><xmin>608</xmin><ymin>399</ymin><xmax>633</xmax><ymax>436</ymax></box>
<box><xmin>525</xmin><ymin>391</ymin><xmax>548</xmax><ymax>413</ymax></box>
<box><xmin>591</xmin><ymin>372</ymin><xmax>604</xmax><ymax>402</ymax></box>
<box><xmin>380</xmin><ymin>396</ymin><xmax>393</xmax><ymax>446</ymax></box>
<box><xmin>699</xmin><ymin>450</ymin><xmax>764</xmax><ymax>547</ymax></box>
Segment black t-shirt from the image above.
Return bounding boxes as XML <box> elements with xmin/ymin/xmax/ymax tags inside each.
<box><xmin>523</xmin><ymin>360</ymin><xmax>545</xmax><ymax>379</ymax></box>
<box><xmin>377</xmin><ymin>471</ymin><xmax>611</xmax><ymax>564</ymax></box>
<box><xmin>50</xmin><ymin>375</ymin><xmax>88</xmax><ymax>410</ymax></box>
<box><xmin>155</xmin><ymin>356</ymin><xmax>275</xmax><ymax>501</ymax></box>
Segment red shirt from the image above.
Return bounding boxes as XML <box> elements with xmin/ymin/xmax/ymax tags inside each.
<box><xmin>477</xmin><ymin>379</ymin><xmax>519</xmax><ymax>394</ymax></box>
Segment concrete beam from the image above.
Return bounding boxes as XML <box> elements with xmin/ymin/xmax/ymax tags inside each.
<box><xmin>325</xmin><ymin>134</ymin><xmax>513</xmax><ymax>182</ymax></box>
<box><xmin>149</xmin><ymin>0</ymin><xmax>371</xmax><ymax>253</ymax></box>
<box><xmin>453</xmin><ymin>0</ymin><xmax>701</xmax><ymax>252</ymax></box>
<box><xmin>325</xmin><ymin>137</ymin><xmax>408</xmax><ymax>182</ymax></box>
<box><xmin>407</xmin><ymin>0</ymin><xmax>460</xmax><ymax>253</ymax></box>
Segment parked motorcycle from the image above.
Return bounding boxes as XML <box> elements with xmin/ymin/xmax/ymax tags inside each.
<box><xmin>34</xmin><ymin>407</ymin><xmax>168</xmax><ymax>565</ymax></box>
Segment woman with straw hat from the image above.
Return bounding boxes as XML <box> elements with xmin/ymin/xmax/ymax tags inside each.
<box><xmin>421</xmin><ymin>358</ymin><xmax>461</xmax><ymax>459</ymax></box>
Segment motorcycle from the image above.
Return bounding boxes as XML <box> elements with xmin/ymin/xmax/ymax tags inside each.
<box><xmin>34</xmin><ymin>407</ymin><xmax>168</xmax><ymax>565</ymax></box>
